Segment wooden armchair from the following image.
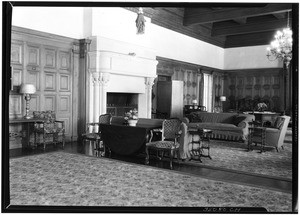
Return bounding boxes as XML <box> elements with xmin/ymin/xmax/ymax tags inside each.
<box><xmin>33</xmin><ymin>111</ymin><xmax>65</xmax><ymax>149</ymax></box>
<box><xmin>145</xmin><ymin>118</ymin><xmax>182</xmax><ymax>169</ymax></box>
<box><xmin>81</xmin><ymin>113</ymin><xmax>112</xmax><ymax>156</ymax></box>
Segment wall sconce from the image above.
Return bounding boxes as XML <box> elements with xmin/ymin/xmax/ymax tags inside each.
<box><xmin>20</xmin><ymin>84</ymin><xmax>36</xmax><ymax>119</ymax></box>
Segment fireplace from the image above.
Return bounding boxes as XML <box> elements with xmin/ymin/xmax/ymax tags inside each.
<box><xmin>86</xmin><ymin>36</ymin><xmax>158</xmax><ymax>124</ymax></box>
<box><xmin>107</xmin><ymin>93</ymin><xmax>138</xmax><ymax>117</ymax></box>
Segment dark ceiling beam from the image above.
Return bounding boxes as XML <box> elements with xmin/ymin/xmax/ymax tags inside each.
<box><xmin>211</xmin><ymin>18</ymin><xmax>291</xmax><ymax>36</ymax></box>
<box><xmin>273</xmin><ymin>13</ymin><xmax>286</xmax><ymax>19</ymax></box>
<box><xmin>183</xmin><ymin>3</ymin><xmax>292</xmax><ymax>25</ymax></box>
<box><xmin>233</xmin><ymin>18</ymin><xmax>247</xmax><ymax>24</ymax></box>
<box><xmin>224</xmin><ymin>31</ymin><xmax>276</xmax><ymax>48</ymax></box>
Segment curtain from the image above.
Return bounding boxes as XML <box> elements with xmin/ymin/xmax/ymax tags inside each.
<box><xmin>202</xmin><ymin>73</ymin><xmax>213</xmax><ymax>112</ymax></box>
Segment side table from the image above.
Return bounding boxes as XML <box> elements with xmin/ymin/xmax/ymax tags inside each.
<box><xmin>188</xmin><ymin>128</ymin><xmax>212</xmax><ymax>162</ymax></box>
<box><xmin>248</xmin><ymin>122</ymin><xmax>267</xmax><ymax>153</ymax></box>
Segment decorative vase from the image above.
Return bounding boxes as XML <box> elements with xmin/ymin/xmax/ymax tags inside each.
<box><xmin>128</xmin><ymin>119</ymin><xmax>138</xmax><ymax>126</ymax></box>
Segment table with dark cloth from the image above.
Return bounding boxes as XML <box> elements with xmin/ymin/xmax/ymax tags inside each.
<box><xmin>100</xmin><ymin>123</ymin><xmax>162</xmax><ymax>156</ymax></box>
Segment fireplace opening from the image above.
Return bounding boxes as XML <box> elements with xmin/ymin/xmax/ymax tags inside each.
<box><xmin>107</xmin><ymin>93</ymin><xmax>138</xmax><ymax>117</ymax></box>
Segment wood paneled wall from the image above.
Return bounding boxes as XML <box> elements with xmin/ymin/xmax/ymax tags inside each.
<box><xmin>9</xmin><ymin>26</ymin><xmax>80</xmax><ymax>149</ymax></box>
<box><xmin>154</xmin><ymin>57</ymin><xmax>224</xmax><ymax>113</ymax></box>
<box><xmin>223</xmin><ymin>68</ymin><xmax>284</xmax><ymax>112</ymax></box>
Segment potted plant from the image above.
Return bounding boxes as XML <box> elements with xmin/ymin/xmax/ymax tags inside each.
<box><xmin>124</xmin><ymin>108</ymin><xmax>138</xmax><ymax>126</ymax></box>
<box><xmin>256</xmin><ymin>102</ymin><xmax>268</xmax><ymax>112</ymax></box>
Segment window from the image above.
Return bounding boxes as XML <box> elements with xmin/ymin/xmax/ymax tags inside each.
<box><xmin>202</xmin><ymin>73</ymin><xmax>213</xmax><ymax>112</ymax></box>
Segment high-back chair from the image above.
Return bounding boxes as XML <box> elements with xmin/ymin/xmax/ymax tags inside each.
<box><xmin>33</xmin><ymin>111</ymin><xmax>65</xmax><ymax>149</ymax></box>
<box><xmin>81</xmin><ymin>113</ymin><xmax>112</xmax><ymax>156</ymax></box>
<box><xmin>145</xmin><ymin>118</ymin><xmax>182</xmax><ymax>169</ymax></box>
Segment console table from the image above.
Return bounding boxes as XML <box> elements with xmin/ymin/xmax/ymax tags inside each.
<box><xmin>9</xmin><ymin>118</ymin><xmax>44</xmax><ymax>148</ymax></box>
<box><xmin>100</xmin><ymin>123</ymin><xmax>162</xmax><ymax>156</ymax></box>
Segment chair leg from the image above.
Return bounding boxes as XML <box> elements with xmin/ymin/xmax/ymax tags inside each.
<box><xmin>43</xmin><ymin>134</ymin><xmax>46</xmax><ymax>150</ymax></box>
<box><xmin>145</xmin><ymin>146</ymin><xmax>150</xmax><ymax>165</ymax></box>
<box><xmin>170</xmin><ymin>149</ymin><xmax>173</xmax><ymax>170</ymax></box>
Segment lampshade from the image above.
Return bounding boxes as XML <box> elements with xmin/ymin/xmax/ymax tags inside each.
<box><xmin>220</xmin><ymin>96</ymin><xmax>226</xmax><ymax>102</ymax></box>
<box><xmin>192</xmin><ymin>99</ymin><xmax>198</xmax><ymax>105</ymax></box>
<box><xmin>20</xmin><ymin>84</ymin><xmax>36</xmax><ymax>94</ymax></box>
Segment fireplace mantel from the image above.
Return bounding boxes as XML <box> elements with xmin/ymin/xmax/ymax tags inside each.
<box><xmin>87</xmin><ymin>36</ymin><xmax>158</xmax><ymax>123</ymax></box>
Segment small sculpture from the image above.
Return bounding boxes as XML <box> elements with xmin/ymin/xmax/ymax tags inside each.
<box><xmin>136</xmin><ymin>7</ymin><xmax>146</xmax><ymax>34</ymax></box>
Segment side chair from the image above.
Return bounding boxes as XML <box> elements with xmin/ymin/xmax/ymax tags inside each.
<box><xmin>145</xmin><ymin>118</ymin><xmax>182</xmax><ymax>169</ymax></box>
<box><xmin>33</xmin><ymin>111</ymin><xmax>65</xmax><ymax>150</ymax></box>
<box><xmin>81</xmin><ymin>113</ymin><xmax>112</xmax><ymax>156</ymax></box>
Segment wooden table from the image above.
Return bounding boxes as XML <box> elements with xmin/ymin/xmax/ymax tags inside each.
<box><xmin>9</xmin><ymin>118</ymin><xmax>44</xmax><ymax>148</ymax></box>
<box><xmin>248</xmin><ymin>122</ymin><xmax>267</xmax><ymax>153</ymax></box>
<box><xmin>243</xmin><ymin>111</ymin><xmax>280</xmax><ymax>127</ymax></box>
<box><xmin>100</xmin><ymin>123</ymin><xmax>162</xmax><ymax>156</ymax></box>
<box><xmin>188</xmin><ymin>128</ymin><xmax>213</xmax><ymax>162</ymax></box>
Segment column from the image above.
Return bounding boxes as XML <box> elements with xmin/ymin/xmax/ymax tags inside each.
<box><xmin>92</xmin><ymin>72</ymin><xmax>100</xmax><ymax>131</ymax></box>
<box><xmin>99</xmin><ymin>72</ymin><xmax>110</xmax><ymax>115</ymax></box>
<box><xmin>145</xmin><ymin>77</ymin><xmax>155</xmax><ymax>118</ymax></box>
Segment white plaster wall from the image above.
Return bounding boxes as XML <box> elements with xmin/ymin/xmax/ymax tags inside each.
<box><xmin>12</xmin><ymin>7</ymin><xmax>84</xmax><ymax>39</ymax></box>
<box><xmin>224</xmin><ymin>45</ymin><xmax>283</xmax><ymax>70</ymax></box>
<box><xmin>90</xmin><ymin>7</ymin><xmax>224</xmax><ymax>69</ymax></box>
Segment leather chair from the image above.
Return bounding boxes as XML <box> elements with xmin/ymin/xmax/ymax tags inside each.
<box><xmin>145</xmin><ymin>118</ymin><xmax>182</xmax><ymax>169</ymax></box>
<box><xmin>249</xmin><ymin>115</ymin><xmax>291</xmax><ymax>152</ymax></box>
<box><xmin>33</xmin><ymin>111</ymin><xmax>65</xmax><ymax>149</ymax></box>
<box><xmin>81</xmin><ymin>113</ymin><xmax>112</xmax><ymax>156</ymax></box>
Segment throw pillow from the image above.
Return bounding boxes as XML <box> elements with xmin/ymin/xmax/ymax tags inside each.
<box><xmin>274</xmin><ymin>117</ymin><xmax>285</xmax><ymax>129</ymax></box>
<box><xmin>233</xmin><ymin>115</ymin><xmax>246</xmax><ymax>126</ymax></box>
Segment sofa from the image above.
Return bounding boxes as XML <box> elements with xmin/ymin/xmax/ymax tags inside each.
<box><xmin>181</xmin><ymin>112</ymin><xmax>255</xmax><ymax>159</ymax></box>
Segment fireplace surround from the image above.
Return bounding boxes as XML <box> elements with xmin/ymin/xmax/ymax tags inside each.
<box><xmin>87</xmin><ymin>36</ymin><xmax>158</xmax><ymax>124</ymax></box>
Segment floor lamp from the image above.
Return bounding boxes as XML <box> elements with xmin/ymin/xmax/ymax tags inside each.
<box><xmin>20</xmin><ymin>84</ymin><xmax>36</xmax><ymax>119</ymax></box>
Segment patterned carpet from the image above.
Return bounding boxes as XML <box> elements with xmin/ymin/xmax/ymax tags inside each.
<box><xmin>10</xmin><ymin>151</ymin><xmax>292</xmax><ymax>212</ymax></box>
<box><xmin>186</xmin><ymin>139</ymin><xmax>292</xmax><ymax>179</ymax></box>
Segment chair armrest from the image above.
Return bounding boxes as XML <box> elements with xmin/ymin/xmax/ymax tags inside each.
<box><xmin>182</xmin><ymin>117</ymin><xmax>190</xmax><ymax>124</ymax></box>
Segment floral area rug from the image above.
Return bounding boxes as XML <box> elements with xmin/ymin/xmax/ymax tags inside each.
<box><xmin>186</xmin><ymin>138</ymin><xmax>292</xmax><ymax>179</ymax></box>
<box><xmin>10</xmin><ymin>151</ymin><xmax>292</xmax><ymax>212</ymax></box>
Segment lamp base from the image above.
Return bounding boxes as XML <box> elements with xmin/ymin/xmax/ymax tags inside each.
<box><xmin>24</xmin><ymin>115</ymin><xmax>32</xmax><ymax>119</ymax></box>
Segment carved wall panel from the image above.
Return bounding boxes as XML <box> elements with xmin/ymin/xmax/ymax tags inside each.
<box><xmin>59</xmin><ymin>51</ymin><xmax>70</xmax><ymax>70</ymax></box>
<box><xmin>11</xmin><ymin>42</ymin><xmax>23</xmax><ymax>65</ymax></box>
<box><xmin>58</xmin><ymin>95</ymin><xmax>70</xmax><ymax>112</ymax></box>
<box><xmin>44</xmin><ymin>47</ymin><xmax>57</xmax><ymax>69</ymax></box>
<box><xmin>9</xmin><ymin>95</ymin><xmax>22</xmax><ymax>116</ymax></box>
<box><xmin>44</xmin><ymin>72</ymin><xmax>56</xmax><ymax>91</ymax></box>
<box><xmin>59</xmin><ymin>74</ymin><xmax>70</xmax><ymax>91</ymax></box>
<box><xmin>27</xmin><ymin>44</ymin><xmax>40</xmax><ymax>67</ymax></box>
<box><xmin>12</xmin><ymin>68</ymin><xmax>22</xmax><ymax>86</ymax></box>
<box><xmin>43</xmin><ymin>95</ymin><xmax>56</xmax><ymax>111</ymax></box>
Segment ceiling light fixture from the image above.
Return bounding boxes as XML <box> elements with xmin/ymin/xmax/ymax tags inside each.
<box><xmin>266</xmin><ymin>11</ymin><xmax>293</xmax><ymax>68</ymax></box>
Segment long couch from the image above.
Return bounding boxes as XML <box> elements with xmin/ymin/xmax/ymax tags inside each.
<box><xmin>181</xmin><ymin>112</ymin><xmax>255</xmax><ymax>159</ymax></box>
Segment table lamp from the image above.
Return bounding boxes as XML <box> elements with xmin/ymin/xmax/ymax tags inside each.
<box><xmin>20</xmin><ymin>84</ymin><xmax>36</xmax><ymax>119</ymax></box>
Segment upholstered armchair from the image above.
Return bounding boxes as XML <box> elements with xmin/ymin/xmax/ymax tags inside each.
<box><xmin>249</xmin><ymin>115</ymin><xmax>291</xmax><ymax>152</ymax></box>
<box><xmin>33</xmin><ymin>111</ymin><xmax>65</xmax><ymax>149</ymax></box>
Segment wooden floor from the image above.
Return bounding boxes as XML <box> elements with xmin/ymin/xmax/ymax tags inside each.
<box><xmin>9</xmin><ymin>141</ymin><xmax>292</xmax><ymax>194</ymax></box>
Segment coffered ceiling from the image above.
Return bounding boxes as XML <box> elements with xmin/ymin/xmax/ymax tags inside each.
<box><xmin>126</xmin><ymin>3</ymin><xmax>295</xmax><ymax>48</ymax></box>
